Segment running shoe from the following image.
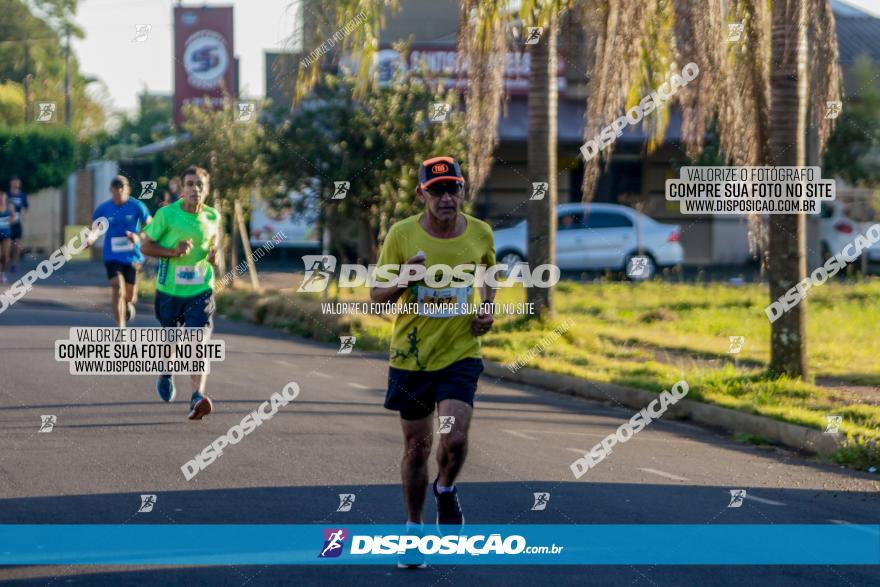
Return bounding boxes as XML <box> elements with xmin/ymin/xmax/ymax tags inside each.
<box><xmin>156</xmin><ymin>374</ymin><xmax>175</xmax><ymax>402</ymax></box>
<box><xmin>433</xmin><ymin>478</ymin><xmax>464</xmax><ymax>532</ymax></box>
<box><xmin>187</xmin><ymin>392</ymin><xmax>213</xmax><ymax>420</ymax></box>
<box><xmin>397</xmin><ymin>524</ymin><xmax>426</xmax><ymax>569</ymax></box>
<box><xmin>126</xmin><ymin>302</ymin><xmax>136</xmax><ymax>322</ymax></box>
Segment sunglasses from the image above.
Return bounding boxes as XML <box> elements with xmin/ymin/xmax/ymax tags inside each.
<box><xmin>426</xmin><ymin>182</ymin><xmax>464</xmax><ymax>197</ymax></box>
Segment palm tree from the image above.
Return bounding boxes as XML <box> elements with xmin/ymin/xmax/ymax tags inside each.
<box><xmin>293</xmin><ymin>0</ymin><xmax>840</xmax><ymax>377</ymax></box>
<box><xmin>294</xmin><ymin>0</ymin><xmax>566</xmax><ymax>318</ymax></box>
<box><xmin>581</xmin><ymin>0</ymin><xmax>839</xmax><ymax>378</ymax></box>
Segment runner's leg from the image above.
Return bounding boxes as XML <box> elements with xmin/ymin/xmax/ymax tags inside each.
<box><xmin>184</xmin><ymin>292</ymin><xmax>214</xmax><ymax>395</ymax></box>
<box><xmin>0</xmin><ymin>239</ymin><xmax>9</xmax><ymax>277</ymax></box>
<box><xmin>435</xmin><ymin>398</ymin><xmax>472</xmax><ymax>487</ymax></box>
<box><xmin>110</xmin><ymin>273</ymin><xmax>125</xmax><ymax>327</ymax></box>
<box><xmin>400</xmin><ymin>414</ymin><xmax>433</xmax><ymax>523</ymax></box>
<box><xmin>10</xmin><ymin>236</ymin><xmax>20</xmax><ymax>269</ymax></box>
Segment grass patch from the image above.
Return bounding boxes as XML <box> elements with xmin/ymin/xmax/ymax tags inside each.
<box><xmin>158</xmin><ymin>275</ymin><xmax>879</xmax><ymax>469</ymax></box>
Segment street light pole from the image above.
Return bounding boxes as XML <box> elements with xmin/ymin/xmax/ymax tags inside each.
<box><xmin>64</xmin><ymin>24</ymin><xmax>71</xmax><ymax>126</ymax></box>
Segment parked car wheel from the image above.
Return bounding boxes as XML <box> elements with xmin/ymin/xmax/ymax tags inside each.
<box><xmin>498</xmin><ymin>250</ymin><xmax>525</xmax><ymax>277</ymax></box>
<box><xmin>623</xmin><ymin>253</ymin><xmax>656</xmax><ymax>281</ymax></box>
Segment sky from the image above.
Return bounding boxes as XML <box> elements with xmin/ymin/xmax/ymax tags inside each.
<box><xmin>74</xmin><ymin>0</ymin><xmax>302</xmax><ymax>112</ymax></box>
<box><xmin>74</xmin><ymin>0</ymin><xmax>880</xmax><ymax>115</ymax></box>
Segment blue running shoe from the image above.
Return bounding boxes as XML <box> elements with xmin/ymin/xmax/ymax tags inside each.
<box><xmin>187</xmin><ymin>392</ymin><xmax>213</xmax><ymax>420</ymax></box>
<box><xmin>156</xmin><ymin>375</ymin><xmax>175</xmax><ymax>402</ymax></box>
<box><xmin>397</xmin><ymin>523</ymin><xmax>426</xmax><ymax>569</ymax></box>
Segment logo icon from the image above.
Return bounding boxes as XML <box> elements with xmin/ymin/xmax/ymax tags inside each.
<box><xmin>824</xmin><ymin>415</ymin><xmax>842</xmax><ymax>434</ymax></box>
<box><xmin>298</xmin><ymin>255</ymin><xmax>337</xmax><ymax>292</ymax></box>
<box><xmin>525</xmin><ymin>27</ymin><xmax>543</xmax><ymax>45</ymax></box>
<box><xmin>139</xmin><ymin>181</ymin><xmax>157</xmax><ymax>200</ymax></box>
<box><xmin>338</xmin><ymin>336</ymin><xmax>356</xmax><ymax>354</ymax></box>
<box><xmin>38</xmin><ymin>414</ymin><xmax>56</xmax><ymax>432</ymax></box>
<box><xmin>133</xmin><ymin>24</ymin><xmax>152</xmax><ymax>42</ymax></box>
<box><xmin>530</xmin><ymin>182</ymin><xmax>548</xmax><ymax>201</ymax></box>
<box><xmin>36</xmin><ymin>102</ymin><xmax>56</xmax><ymax>123</ymax></box>
<box><xmin>727</xmin><ymin>23</ymin><xmax>744</xmax><ymax>42</ymax></box>
<box><xmin>438</xmin><ymin>415</ymin><xmax>455</xmax><ymax>434</ymax></box>
<box><xmin>183</xmin><ymin>30</ymin><xmax>230</xmax><ymax>90</ymax></box>
<box><xmin>728</xmin><ymin>489</ymin><xmax>747</xmax><ymax>508</ymax></box>
<box><xmin>825</xmin><ymin>101</ymin><xmax>842</xmax><ymax>119</ymax></box>
<box><xmin>627</xmin><ymin>256</ymin><xmax>650</xmax><ymax>279</ymax></box>
<box><xmin>336</xmin><ymin>494</ymin><xmax>355</xmax><ymax>512</ymax></box>
<box><xmin>531</xmin><ymin>492</ymin><xmax>550</xmax><ymax>511</ymax></box>
<box><xmin>332</xmin><ymin>181</ymin><xmax>350</xmax><ymax>200</ymax></box>
<box><xmin>237</xmin><ymin>102</ymin><xmax>256</xmax><ymax>122</ymax></box>
<box><xmin>138</xmin><ymin>494</ymin><xmax>156</xmax><ymax>513</ymax></box>
<box><xmin>429</xmin><ymin>102</ymin><xmax>451</xmax><ymax>122</ymax></box>
<box><xmin>432</xmin><ymin>163</ymin><xmax>449</xmax><ymax>174</ymax></box>
<box><xmin>727</xmin><ymin>336</ymin><xmax>745</xmax><ymax>354</ymax></box>
<box><xmin>319</xmin><ymin>528</ymin><xmax>348</xmax><ymax>558</ymax></box>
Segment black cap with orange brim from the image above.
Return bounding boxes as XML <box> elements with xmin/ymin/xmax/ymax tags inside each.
<box><xmin>418</xmin><ymin>156</ymin><xmax>465</xmax><ymax>190</ymax></box>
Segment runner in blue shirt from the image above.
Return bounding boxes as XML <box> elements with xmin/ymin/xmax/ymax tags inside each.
<box><xmin>7</xmin><ymin>176</ymin><xmax>27</xmax><ymax>273</ymax></box>
<box><xmin>90</xmin><ymin>176</ymin><xmax>152</xmax><ymax>327</ymax></box>
<box><xmin>0</xmin><ymin>189</ymin><xmax>18</xmax><ymax>283</ymax></box>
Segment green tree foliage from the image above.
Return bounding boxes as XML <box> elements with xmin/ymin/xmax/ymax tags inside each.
<box><xmin>0</xmin><ymin>0</ymin><xmax>104</xmax><ymax>136</ymax></box>
<box><xmin>174</xmin><ymin>98</ymin><xmax>266</xmax><ymax>212</ymax></box>
<box><xmin>263</xmin><ymin>72</ymin><xmax>466</xmax><ymax>262</ymax></box>
<box><xmin>0</xmin><ymin>82</ymin><xmax>26</xmax><ymax>125</ymax></box>
<box><xmin>88</xmin><ymin>89</ymin><xmax>174</xmax><ymax>160</ymax></box>
<box><xmin>0</xmin><ymin>124</ymin><xmax>77</xmax><ymax>190</ymax></box>
<box><xmin>824</xmin><ymin>56</ymin><xmax>880</xmax><ymax>186</ymax></box>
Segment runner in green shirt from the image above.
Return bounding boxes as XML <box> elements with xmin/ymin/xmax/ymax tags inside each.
<box><xmin>141</xmin><ymin>166</ymin><xmax>220</xmax><ymax>420</ymax></box>
<box><xmin>370</xmin><ymin>156</ymin><xmax>496</xmax><ymax>568</ymax></box>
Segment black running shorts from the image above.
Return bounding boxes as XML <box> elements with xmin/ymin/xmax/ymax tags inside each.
<box><xmin>385</xmin><ymin>358</ymin><xmax>484</xmax><ymax>420</ymax></box>
<box><xmin>154</xmin><ymin>290</ymin><xmax>215</xmax><ymax>330</ymax></box>
<box><xmin>105</xmin><ymin>261</ymin><xmax>137</xmax><ymax>284</ymax></box>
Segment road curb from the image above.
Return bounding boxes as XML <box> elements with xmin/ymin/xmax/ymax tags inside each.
<box><xmin>482</xmin><ymin>361</ymin><xmax>843</xmax><ymax>457</ymax></box>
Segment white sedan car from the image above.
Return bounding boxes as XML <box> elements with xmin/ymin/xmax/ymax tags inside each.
<box><xmin>819</xmin><ymin>201</ymin><xmax>880</xmax><ymax>265</ymax></box>
<box><xmin>492</xmin><ymin>203</ymin><xmax>684</xmax><ymax>279</ymax></box>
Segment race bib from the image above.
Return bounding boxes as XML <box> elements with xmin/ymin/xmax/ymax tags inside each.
<box><xmin>0</xmin><ymin>217</ymin><xmax>9</xmax><ymax>230</ymax></box>
<box><xmin>110</xmin><ymin>236</ymin><xmax>134</xmax><ymax>252</ymax></box>
<box><xmin>174</xmin><ymin>265</ymin><xmax>205</xmax><ymax>285</ymax></box>
<box><xmin>415</xmin><ymin>285</ymin><xmax>471</xmax><ymax>318</ymax></box>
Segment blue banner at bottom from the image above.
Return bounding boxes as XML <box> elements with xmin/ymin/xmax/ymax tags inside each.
<box><xmin>0</xmin><ymin>525</ymin><xmax>878</xmax><ymax>565</ymax></box>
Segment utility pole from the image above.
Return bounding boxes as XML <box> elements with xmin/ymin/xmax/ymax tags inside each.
<box><xmin>23</xmin><ymin>40</ymin><xmax>31</xmax><ymax>123</ymax></box>
<box><xmin>64</xmin><ymin>24</ymin><xmax>71</xmax><ymax>126</ymax></box>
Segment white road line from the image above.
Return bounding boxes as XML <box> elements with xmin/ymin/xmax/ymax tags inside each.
<box><xmin>347</xmin><ymin>382</ymin><xmax>369</xmax><ymax>389</ymax></box>
<box><xmin>744</xmin><ymin>494</ymin><xmax>786</xmax><ymax>506</ymax></box>
<box><xmin>566</xmin><ymin>448</ymin><xmax>589</xmax><ymax>454</ymax></box>
<box><xmin>502</xmin><ymin>429</ymin><xmax>540</xmax><ymax>441</ymax></box>
<box><xmin>311</xmin><ymin>372</ymin><xmax>333</xmax><ymax>379</ymax></box>
<box><xmin>518</xmin><ymin>429</ymin><xmax>695</xmax><ymax>445</ymax></box>
<box><xmin>275</xmin><ymin>360</ymin><xmax>294</xmax><ymax>367</ymax></box>
<box><xmin>828</xmin><ymin>520</ymin><xmax>880</xmax><ymax>536</ymax></box>
<box><xmin>638</xmin><ymin>467</ymin><xmax>690</xmax><ymax>482</ymax></box>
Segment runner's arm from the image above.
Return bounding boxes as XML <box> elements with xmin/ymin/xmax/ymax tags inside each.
<box><xmin>370</xmin><ymin>253</ymin><xmax>425</xmax><ymax>304</ymax></box>
<box><xmin>140</xmin><ymin>234</ymin><xmax>188</xmax><ymax>258</ymax></box>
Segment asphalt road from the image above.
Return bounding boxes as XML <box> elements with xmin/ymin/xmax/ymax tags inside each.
<box><xmin>0</xmin><ymin>261</ymin><xmax>878</xmax><ymax>586</ymax></box>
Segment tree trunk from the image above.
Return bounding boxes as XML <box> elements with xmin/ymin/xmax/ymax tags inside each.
<box><xmin>526</xmin><ymin>15</ymin><xmax>558</xmax><ymax>319</ymax></box>
<box><xmin>235</xmin><ymin>199</ymin><xmax>261</xmax><ymax>291</ymax></box>
<box><xmin>767</xmin><ymin>0</ymin><xmax>808</xmax><ymax>378</ymax></box>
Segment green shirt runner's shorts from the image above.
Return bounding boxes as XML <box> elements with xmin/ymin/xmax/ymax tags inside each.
<box><xmin>376</xmin><ymin>212</ymin><xmax>496</xmax><ymax>372</ymax></box>
<box><xmin>144</xmin><ymin>200</ymin><xmax>220</xmax><ymax>298</ymax></box>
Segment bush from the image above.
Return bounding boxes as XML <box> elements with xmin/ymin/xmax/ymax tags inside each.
<box><xmin>0</xmin><ymin>125</ymin><xmax>77</xmax><ymax>191</ymax></box>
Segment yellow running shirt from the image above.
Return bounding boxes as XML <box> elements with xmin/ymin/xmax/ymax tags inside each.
<box><xmin>376</xmin><ymin>212</ymin><xmax>495</xmax><ymax>371</ymax></box>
